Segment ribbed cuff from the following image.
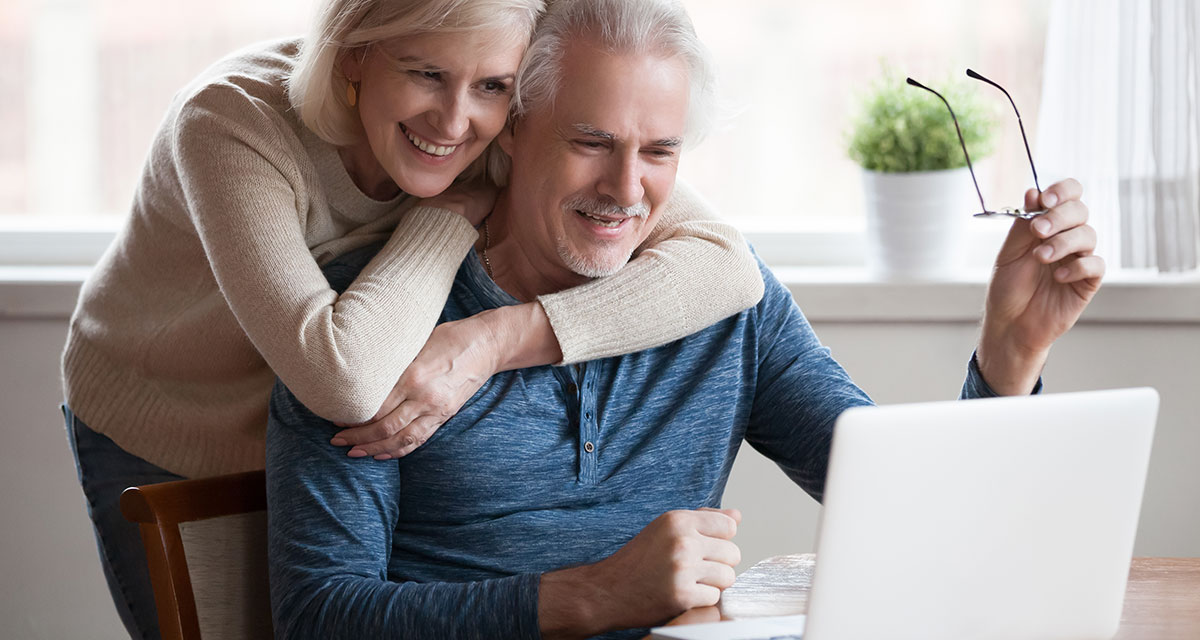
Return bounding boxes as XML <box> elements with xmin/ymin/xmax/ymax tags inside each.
<box><xmin>370</xmin><ymin>206</ymin><xmax>478</xmax><ymax>282</ymax></box>
<box><xmin>537</xmin><ymin>259</ymin><xmax>683</xmax><ymax>365</ymax></box>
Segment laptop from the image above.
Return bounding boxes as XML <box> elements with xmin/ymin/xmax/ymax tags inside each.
<box><xmin>652</xmin><ymin>387</ymin><xmax>1159</xmax><ymax>640</ymax></box>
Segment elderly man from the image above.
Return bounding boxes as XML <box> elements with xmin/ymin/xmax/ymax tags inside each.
<box><xmin>266</xmin><ymin>0</ymin><xmax>1103</xmax><ymax>638</ymax></box>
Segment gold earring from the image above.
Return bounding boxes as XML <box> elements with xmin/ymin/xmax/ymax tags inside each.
<box><xmin>346</xmin><ymin>81</ymin><xmax>358</xmax><ymax>107</ymax></box>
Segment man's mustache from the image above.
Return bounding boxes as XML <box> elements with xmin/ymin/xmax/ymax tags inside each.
<box><xmin>563</xmin><ymin>196</ymin><xmax>650</xmax><ymax>219</ymax></box>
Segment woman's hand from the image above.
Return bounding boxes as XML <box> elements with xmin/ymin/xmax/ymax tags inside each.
<box><xmin>329</xmin><ymin>303</ymin><xmax>563</xmax><ymax>459</ymax></box>
<box><xmin>416</xmin><ymin>181</ymin><xmax>498</xmax><ymax>227</ymax></box>
<box><xmin>330</xmin><ymin>313</ymin><xmax>501</xmax><ymax>459</ymax></box>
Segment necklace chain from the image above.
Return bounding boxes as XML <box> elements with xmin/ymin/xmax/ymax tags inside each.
<box><xmin>482</xmin><ymin>219</ymin><xmax>494</xmax><ymax>279</ymax></box>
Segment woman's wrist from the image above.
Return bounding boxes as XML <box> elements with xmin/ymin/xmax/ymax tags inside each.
<box><xmin>483</xmin><ymin>302</ymin><xmax>563</xmax><ymax>372</ymax></box>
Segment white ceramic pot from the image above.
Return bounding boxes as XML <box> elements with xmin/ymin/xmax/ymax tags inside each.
<box><xmin>861</xmin><ymin>167</ymin><xmax>979</xmax><ymax>280</ymax></box>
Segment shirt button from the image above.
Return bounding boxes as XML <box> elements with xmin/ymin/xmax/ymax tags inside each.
<box><xmin>567</xmin><ymin>383</ymin><xmax>578</xmax><ymax>394</ymax></box>
<box><xmin>584</xmin><ymin>441</ymin><xmax>595</xmax><ymax>453</ymax></box>
<box><xmin>585</xmin><ymin>411</ymin><xmax>592</xmax><ymax>420</ymax></box>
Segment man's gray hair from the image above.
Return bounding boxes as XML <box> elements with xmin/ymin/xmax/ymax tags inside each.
<box><xmin>486</xmin><ymin>0</ymin><xmax>717</xmax><ymax>185</ymax></box>
<box><xmin>522</xmin><ymin>0</ymin><xmax>715</xmax><ymax>141</ymax></box>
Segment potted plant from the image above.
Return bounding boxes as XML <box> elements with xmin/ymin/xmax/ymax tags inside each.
<box><xmin>847</xmin><ymin>71</ymin><xmax>998</xmax><ymax>279</ymax></box>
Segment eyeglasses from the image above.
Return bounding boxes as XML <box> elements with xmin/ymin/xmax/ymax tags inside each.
<box><xmin>906</xmin><ymin>70</ymin><xmax>1047</xmax><ymax>220</ymax></box>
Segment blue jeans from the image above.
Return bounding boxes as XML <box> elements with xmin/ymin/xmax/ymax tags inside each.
<box><xmin>64</xmin><ymin>405</ymin><xmax>184</xmax><ymax>640</ymax></box>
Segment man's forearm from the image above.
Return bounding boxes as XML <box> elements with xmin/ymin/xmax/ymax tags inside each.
<box><xmin>272</xmin><ymin>573</ymin><xmax>542</xmax><ymax>640</ymax></box>
<box><xmin>538</xmin><ymin>565</ymin><xmax>610</xmax><ymax>640</ymax></box>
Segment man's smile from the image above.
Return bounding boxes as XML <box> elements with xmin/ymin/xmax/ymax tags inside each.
<box><xmin>575</xmin><ymin>210</ymin><xmax>629</xmax><ymax>228</ymax></box>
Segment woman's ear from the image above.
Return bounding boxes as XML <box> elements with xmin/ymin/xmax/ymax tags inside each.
<box><xmin>338</xmin><ymin>47</ymin><xmax>365</xmax><ymax>82</ymax></box>
<box><xmin>497</xmin><ymin>121</ymin><xmax>516</xmax><ymax>156</ymax></box>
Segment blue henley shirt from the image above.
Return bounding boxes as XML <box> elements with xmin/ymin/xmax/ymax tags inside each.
<box><xmin>266</xmin><ymin>243</ymin><xmax>1004</xmax><ymax>639</ymax></box>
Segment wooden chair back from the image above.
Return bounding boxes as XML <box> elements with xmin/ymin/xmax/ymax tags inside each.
<box><xmin>119</xmin><ymin>470</ymin><xmax>272</xmax><ymax>640</ymax></box>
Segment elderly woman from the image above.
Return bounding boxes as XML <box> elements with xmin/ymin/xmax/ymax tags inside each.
<box><xmin>61</xmin><ymin>0</ymin><xmax>762</xmax><ymax>637</ymax></box>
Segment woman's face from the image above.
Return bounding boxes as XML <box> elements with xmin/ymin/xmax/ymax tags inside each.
<box><xmin>344</xmin><ymin>28</ymin><xmax>526</xmax><ymax>198</ymax></box>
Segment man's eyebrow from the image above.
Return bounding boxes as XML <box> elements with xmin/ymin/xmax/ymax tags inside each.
<box><xmin>572</xmin><ymin>123</ymin><xmax>683</xmax><ymax>148</ymax></box>
<box><xmin>571</xmin><ymin>123</ymin><xmax>615</xmax><ymax>140</ymax></box>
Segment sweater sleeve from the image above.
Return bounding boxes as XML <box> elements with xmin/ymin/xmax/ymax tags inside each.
<box><xmin>537</xmin><ymin>181</ymin><xmax>764</xmax><ymax>364</ymax></box>
<box><xmin>265</xmin><ymin>382</ymin><xmax>543</xmax><ymax>640</ymax></box>
<box><xmin>170</xmin><ymin>82</ymin><xmax>478</xmax><ymax>424</ymax></box>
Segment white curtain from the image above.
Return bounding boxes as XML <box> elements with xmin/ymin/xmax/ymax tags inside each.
<box><xmin>1037</xmin><ymin>0</ymin><xmax>1200</xmax><ymax>272</ymax></box>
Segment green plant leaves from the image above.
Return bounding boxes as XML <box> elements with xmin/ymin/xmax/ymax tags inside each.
<box><xmin>847</xmin><ymin>71</ymin><xmax>998</xmax><ymax>173</ymax></box>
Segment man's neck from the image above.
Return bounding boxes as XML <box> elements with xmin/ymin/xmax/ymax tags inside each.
<box><xmin>480</xmin><ymin>192</ymin><xmax>592</xmax><ymax>302</ymax></box>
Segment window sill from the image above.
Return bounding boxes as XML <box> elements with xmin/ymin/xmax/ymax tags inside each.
<box><xmin>775</xmin><ymin>266</ymin><xmax>1200</xmax><ymax>323</ymax></box>
<box><xmin>3</xmin><ymin>264</ymin><xmax>1198</xmax><ymax>324</ymax></box>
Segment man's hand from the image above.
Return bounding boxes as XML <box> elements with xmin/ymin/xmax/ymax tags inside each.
<box><xmin>977</xmin><ymin>178</ymin><xmax>1104</xmax><ymax>395</ymax></box>
<box><xmin>539</xmin><ymin>508</ymin><xmax>742</xmax><ymax>640</ymax></box>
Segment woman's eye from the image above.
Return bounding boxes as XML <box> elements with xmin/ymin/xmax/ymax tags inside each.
<box><xmin>411</xmin><ymin>70</ymin><xmax>442</xmax><ymax>82</ymax></box>
<box><xmin>481</xmin><ymin>80</ymin><xmax>510</xmax><ymax>94</ymax></box>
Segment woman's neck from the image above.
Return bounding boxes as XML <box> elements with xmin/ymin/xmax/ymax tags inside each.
<box><xmin>337</xmin><ymin>140</ymin><xmax>400</xmax><ymax>201</ymax></box>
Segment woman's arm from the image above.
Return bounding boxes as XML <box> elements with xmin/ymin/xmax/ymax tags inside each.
<box><xmin>538</xmin><ymin>180</ymin><xmax>764</xmax><ymax>363</ymax></box>
<box><xmin>334</xmin><ymin>181</ymin><xmax>764</xmax><ymax>458</ymax></box>
<box><xmin>171</xmin><ymin>82</ymin><xmax>476</xmax><ymax>425</ymax></box>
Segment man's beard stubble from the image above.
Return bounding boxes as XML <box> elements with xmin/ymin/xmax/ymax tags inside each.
<box><xmin>556</xmin><ymin>195</ymin><xmax>651</xmax><ymax>278</ymax></box>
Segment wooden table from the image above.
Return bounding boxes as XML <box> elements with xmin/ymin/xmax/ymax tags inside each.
<box><xmin>678</xmin><ymin>555</ymin><xmax>1200</xmax><ymax>638</ymax></box>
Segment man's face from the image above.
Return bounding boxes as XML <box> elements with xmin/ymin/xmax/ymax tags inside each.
<box><xmin>500</xmin><ymin>40</ymin><xmax>690</xmax><ymax>278</ymax></box>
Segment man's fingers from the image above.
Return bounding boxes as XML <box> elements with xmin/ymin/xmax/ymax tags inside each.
<box><xmin>1037</xmin><ymin>177</ymin><xmax>1083</xmax><ymax>210</ymax></box>
<box><xmin>662</xmin><ymin>606</ymin><xmax>721</xmax><ymax>627</ymax></box>
<box><xmin>695</xmin><ymin>559</ymin><xmax>738</xmax><ymax>591</ymax></box>
<box><xmin>1029</xmin><ymin>199</ymin><xmax>1089</xmax><ymax>239</ymax></box>
<box><xmin>701</xmin><ymin>538</ymin><xmax>742</xmax><ymax>568</ymax></box>
<box><xmin>1024</xmin><ymin>187</ymin><xmax>1039</xmax><ymax>212</ymax></box>
<box><xmin>691</xmin><ymin>510</ymin><xmax>739</xmax><ymax>539</ymax></box>
<box><xmin>684</xmin><ymin>583</ymin><xmax>723</xmax><ymax>609</ymax></box>
<box><xmin>696</xmin><ymin>507</ymin><xmax>742</xmax><ymax>525</ymax></box>
<box><xmin>1033</xmin><ymin>224</ymin><xmax>1097</xmax><ymax>264</ymax></box>
<box><xmin>1053</xmin><ymin>254</ymin><xmax>1107</xmax><ymax>285</ymax></box>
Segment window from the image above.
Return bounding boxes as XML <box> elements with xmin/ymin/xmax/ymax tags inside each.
<box><xmin>2</xmin><ymin>0</ymin><xmax>1049</xmax><ymax>268</ymax></box>
<box><xmin>2</xmin><ymin>0</ymin><xmax>314</xmax><ymax>221</ymax></box>
<box><xmin>682</xmin><ymin>0</ymin><xmax>1050</xmax><ymax>234</ymax></box>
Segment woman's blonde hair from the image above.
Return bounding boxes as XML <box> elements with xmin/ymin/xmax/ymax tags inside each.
<box><xmin>288</xmin><ymin>0</ymin><xmax>544</xmax><ymax>152</ymax></box>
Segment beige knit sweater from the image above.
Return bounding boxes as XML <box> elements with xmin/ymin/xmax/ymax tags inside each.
<box><xmin>61</xmin><ymin>39</ymin><xmax>764</xmax><ymax>479</ymax></box>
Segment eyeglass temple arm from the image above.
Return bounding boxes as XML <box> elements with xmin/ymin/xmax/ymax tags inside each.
<box><xmin>905</xmin><ymin>77</ymin><xmax>989</xmax><ymax>215</ymax></box>
<box><xmin>965</xmin><ymin>69</ymin><xmax>1042</xmax><ymax>194</ymax></box>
